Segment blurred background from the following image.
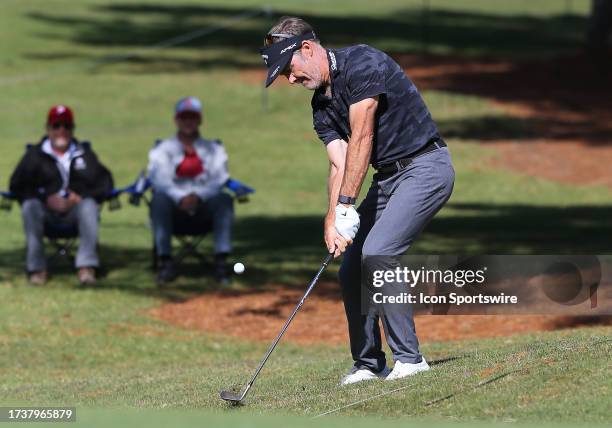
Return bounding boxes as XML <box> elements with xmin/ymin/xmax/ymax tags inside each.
<box><xmin>1</xmin><ymin>1</ymin><xmax>611</xmax><ymax>287</ymax></box>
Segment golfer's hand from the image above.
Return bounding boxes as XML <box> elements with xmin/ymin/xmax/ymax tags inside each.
<box><xmin>335</xmin><ymin>204</ymin><xmax>359</xmax><ymax>241</ymax></box>
<box><xmin>325</xmin><ymin>215</ymin><xmax>350</xmax><ymax>258</ymax></box>
<box><xmin>179</xmin><ymin>193</ymin><xmax>199</xmax><ymax>212</ymax></box>
<box><xmin>46</xmin><ymin>193</ymin><xmax>70</xmax><ymax>213</ymax></box>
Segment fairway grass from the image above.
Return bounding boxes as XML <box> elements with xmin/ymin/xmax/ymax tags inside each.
<box><xmin>0</xmin><ymin>278</ymin><xmax>610</xmax><ymax>422</ymax></box>
<box><xmin>0</xmin><ymin>0</ymin><xmax>610</xmax><ymax>425</ymax></box>
<box><xmin>1</xmin><ymin>267</ymin><xmax>611</xmax><ymax>423</ymax></box>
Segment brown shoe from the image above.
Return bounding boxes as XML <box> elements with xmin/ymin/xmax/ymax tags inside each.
<box><xmin>28</xmin><ymin>270</ymin><xmax>48</xmax><ymax>285</ymax></box>
<box><xmin>77</xmin><ymin>267</ymin><xmax>96</xmax><ymax>284</ymax></box>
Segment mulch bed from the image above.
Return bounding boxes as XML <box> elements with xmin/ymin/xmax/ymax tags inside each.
<box><xmin>150</xmin><ymin>282</ymin><xmax>611</xmax><ymax>345</ymax></box>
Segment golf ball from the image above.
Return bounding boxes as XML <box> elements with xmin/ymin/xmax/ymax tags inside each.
<box><xmin>233</xmin><ymin>262</ymin><xmax>245</xmax><ymax>274</ymax></box>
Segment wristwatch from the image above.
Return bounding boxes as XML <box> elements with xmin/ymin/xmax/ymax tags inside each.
<box><xmin>338</xmin><ymin>194</ymin><xmax>357</xmax><ymax>205</ymax></box>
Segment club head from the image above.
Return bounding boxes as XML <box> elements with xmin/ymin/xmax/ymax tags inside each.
<box><xmin>220</xmin><ymin>389</ymin><xmax>243</xmax><ymax>405</ymax></box>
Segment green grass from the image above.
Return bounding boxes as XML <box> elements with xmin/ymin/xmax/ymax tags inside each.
<box><xmin>0</xmin><ymin>1</ymin><xmax>610</xmax><ymax>426</ymax></box>
<box><xmin>1</xmin><ymin>278</ymin><xmax>610</xmax><ymax>423</ymax></box>
<box><xmin>1</xmin><ymin>286</ymin><xmax>610</xmax><ymax>425</ymax></box>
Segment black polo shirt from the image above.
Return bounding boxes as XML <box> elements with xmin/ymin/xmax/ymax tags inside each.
<box><xmin>311</xmin><ymin>44</ymin><xmax>439</xmax><ymax>168</ymax></box>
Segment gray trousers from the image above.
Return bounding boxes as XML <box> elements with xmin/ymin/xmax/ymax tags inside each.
<box><xmin>21</xmin><ymin>198</ymin><xmax>100</xmax><ymax>272</ymax></box>
<box><xmin>339</xmin><ymin>147</ymin><xmax>455</xmax><ymax>371</ymax></box>
<box><xmin>150</xmin><ymin>192</ymin><xmax>234</xmax><ymax>257</ymax></box>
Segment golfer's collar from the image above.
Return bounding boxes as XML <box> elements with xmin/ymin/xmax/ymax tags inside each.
<box><xmin>315</xmin><ymin>49</ymin><xmax>339</xmax><ymax>101</ymax></box>
<box><xmin>327</xmin><ymin>49</ymin><xmax>340</xmax><ymax>78</ymax></box>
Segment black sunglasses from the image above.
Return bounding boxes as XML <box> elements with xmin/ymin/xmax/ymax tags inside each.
<box><xmin>176</xmin><ymin>112</ymin><xmax>201</xmax><ymax>120</ymax></box>
<box><xmin>50</xmin><ymin>123</ymin><xmax>74</xmax><ymax>130</ymax></box>
<box><xmin>263</xmin><ymin>32</ymin><xmax>293</xmax><ymax>46</ymax></box>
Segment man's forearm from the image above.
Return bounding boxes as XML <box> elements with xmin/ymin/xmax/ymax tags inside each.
<box><xmin>339</xmin><ymin>133</ymin><xmax>373</xmax><ymax>199</ymax></box>
<box><xmin>327</xmin><ymin>163</ymin><xmax>344</xmax><ymax>219</ymax></box>
<box><xmin>340</xmin><ymin>97</ymin><xmax>377</xmax><ymax>200</ymax></box>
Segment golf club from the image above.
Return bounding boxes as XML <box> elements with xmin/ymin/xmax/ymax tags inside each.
<box><xmin>220</xmin><ymin>252</ymin><xmax>335</xmax><ymax>404</ymax></box>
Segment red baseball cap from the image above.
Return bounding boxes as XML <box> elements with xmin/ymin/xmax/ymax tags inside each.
<box><xmin>47</xmin><ymin>105</ymin><xmax>74</xmax><ymax>126</ymax></box>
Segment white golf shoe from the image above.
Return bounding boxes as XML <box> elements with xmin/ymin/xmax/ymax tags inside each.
<box><xmin>386</xmin><ymin>358</ymin><xmax>430</xmax><ymax>381</ymax></box>
<box><xmin>340</xmin><ymin>366</ymin><xmax>391</xmax><ymax>386</ymax></box>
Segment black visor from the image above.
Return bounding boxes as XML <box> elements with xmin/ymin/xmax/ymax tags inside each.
<box><xmin>260</xmin><ymin>31</ymin><xmax>316</xmax><ymax>87</ymax></box>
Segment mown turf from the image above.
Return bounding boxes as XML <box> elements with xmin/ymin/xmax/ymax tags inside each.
<box><xmin>1</xmin><ymin>282</ymin><xmax>610</xmax><ymax>423</ymax></box>
<box><xmin>0</xmin><ymin>1</ymin><xmax>610</xmax><ymax>426</ymax></box>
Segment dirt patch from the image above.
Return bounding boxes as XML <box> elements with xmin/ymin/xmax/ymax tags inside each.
<box><xmin>396</xmin><ymin>51</ymin><xmax>612</xmax><ymax>188</ymax></box>
<box><xmin>151</xmin><ymin>282</ymin><xmax>349</xmax><ymax>345</ymax></box>
<box><xmin>405</xmin><ymin>52</ymin><xmax>612</xmax><ymax>188</ymax></box>
<box><xmin>150</xmin><ymin>282</ymin><xmax>612</xmax><ymax>345</ymax></box>
<box><xmin>238</xmin><ymin>68</ymin><xmax>267</xmax><ymax>85</ymax></box>
<box><xmin>400</xmin><ymin>52</ymin><xmax>612</xmax><ymax>140</ymax></box>
<box><xmin>488</xmin><ymin>140</ymin><xmax>612</xmax><ymax>188</ymax></box>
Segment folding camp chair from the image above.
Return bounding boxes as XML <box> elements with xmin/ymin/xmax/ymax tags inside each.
<box><xmin>44</xmin><ymin>220</ymin><xmax>79</xmax><ymax>260</ymax></box>
<box><xmin>1</xmin><ymin>191</ymin><xmax>81</xmax><ymax>262</ymax></box>
<box><xmin>127</xmin><ymin>172</ymin><xmax>255</xmax><ymax>269</ymax></box>
<box><xmin>1</xmin><ymin>178</ymin><xmax>140</xmax><ymax>267</ymax></box>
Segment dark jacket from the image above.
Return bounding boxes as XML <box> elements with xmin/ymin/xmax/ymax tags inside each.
<box><xmin>9</xmin><ymin>137</ymin><xmax>114</xmax><ymax>203</ymax></box>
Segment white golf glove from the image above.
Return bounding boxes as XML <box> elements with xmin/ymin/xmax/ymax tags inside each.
<box><xmin>335</xmin><ymin>204</ymin><xmax>360</xmax><ymax>241</ymax></box>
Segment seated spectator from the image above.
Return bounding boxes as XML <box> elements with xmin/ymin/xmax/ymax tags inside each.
<box><xmin>148</xmin><ymin>96</ymin><xmax>234</xmax><ymax>285</ymax></box>
<box><xmin>9</xmin><ymin>105</ymin><xmax>114</xmax><ymax>284</ymax></box>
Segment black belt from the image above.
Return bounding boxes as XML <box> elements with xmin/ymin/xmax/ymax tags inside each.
<box><xmin>375</xmin><ymin>138</ymin><xmax>447</xmax><ymax>175</ymax></box>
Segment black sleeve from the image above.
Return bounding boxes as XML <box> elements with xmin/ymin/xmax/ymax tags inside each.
<box><xmin>90</xmin><ymin>154</ymin><xmax>114</xmax><ymax>203</ymax></box>
<box><xmin>92</xmin><ymin>162</ymin><xmax>114</xmax><ymax>203</ymax></box>
<box><xmin>9</xmin><ymin>149</ymin><xmax>37</xmax><ymax>202</ymax></box>
<box><xmin>313</xmin><ymin>107</ymin><xmax>342</xmax><ymax>145</ymax></box>
<box><xmin>346</xmin><ymin>47</ymin><xmax>387</xmax><ymax>105</ymax></box>
<box><xmin>78</xmin><ymin>149</ymin><xmax>114</xmax><ymax>203</ymax></box>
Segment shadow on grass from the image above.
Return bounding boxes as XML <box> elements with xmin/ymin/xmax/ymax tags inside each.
<box><xmin>439</xmin><ymin>116</ymin><xmax>535</xmax><ymax>141</ymax></box>
<box><xmin>24</xmin><ymin>3</ymin><xmax>587</xmax><ymax>69</ymax></box>
<box><xmin>439</xmin><ymin>114</ymin><xmax>612</xmax><ymax>142</ymax></box>
<box><xmin>21</xmin><ymin>3</ymin><xmax>612</xmax><ymax>146</ymax></box>
<box><xmin>1</xmin><ymin>204</ymin><xmax>611</xmax><ymax>299</ymax></box>
<box><xmin>550</xmin><ymin>315</ymin><xmax>612</xmax><ymax>329</ymax></box>
<box><xmin>412</xmin><ymin>52</ymin><xmax>612</xmax><ymax>145</ymax></box>
<box><xmin>427</xmin><ymin>203</ymin><xmax>612</xmax><ymax>254</ymax></box>
<box><xmin>424</xmin><ymin>367</ymin><xmax>527</xmax><ymax>407</ymax></box>
<box><xmin>429</xmin><ymin>355</ymin><xmax>468</xmax><ymax>367</ymax></box>
<box><xmin>0</xmin><ymin>215</ymin><xmax>329</xmax><ymax>301</ymax></box>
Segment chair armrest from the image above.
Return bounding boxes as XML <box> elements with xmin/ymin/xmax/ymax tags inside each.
<box><xmin>0</xmin><ymin>191</ymin><xmax>15</xmax><ymax>211</ymax></box>
<box><xmin>110</xmin><ymin>172</ymin><xmax>151</xmax><ymax>207</ymax></box>
<box><xmin>225</xmin><ymin>178</ymin><xmax>255</xmax><ymax>203</ymax></box>
<box><xmin>128</xmin><ymin>176</ymin><xmax>151</xmax><ymax>206</ymax></box>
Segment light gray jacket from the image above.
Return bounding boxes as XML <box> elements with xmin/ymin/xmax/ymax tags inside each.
<box><xmin>147</xmin><ymin>135</ymin><xmax>229</xmax><ymax>203</ymax></box>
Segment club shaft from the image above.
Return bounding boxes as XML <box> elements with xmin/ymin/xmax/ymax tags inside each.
<box><xmin>243</xmin><ymin>253</ymin><xmax>334</xmax><ymax>394</ymax></box>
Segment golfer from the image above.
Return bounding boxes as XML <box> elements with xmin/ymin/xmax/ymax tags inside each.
<box><xmin>261</xmin><ymin>17</ymin><xmax>455</xmax><ymax>385</ymax></box>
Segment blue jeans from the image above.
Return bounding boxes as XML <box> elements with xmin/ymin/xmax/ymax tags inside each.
<box><xmin>149</xmin><ymin>192</ymin><xmax>234</xmax><ymax>257</ymax></box>
<box><xmin>21</xmin><ymin>197</ymin><xmax>100</xmax><ymax>271</ymax></box>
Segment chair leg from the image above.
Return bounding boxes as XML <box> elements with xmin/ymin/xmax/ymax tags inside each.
<box><xmin>47</xmin><ymin>238</ymin><xmax>76</xmax><ymax>266</ymax></box>
<box><xmin>174</xmin><ymin>236</ymin><xmax>207</xmax><ymax>266</ymax></box>
<box><xmin>152</xmin><ymin>242</ymin><xmax>158</xmax><ymax>270</ymax></box>
<box><xmin>191</xmin><ymin>237</ymin><xmax>208</xmax><ymax>264</ymax></box>
<box><xmin>174</xmin><ymin>237</ymin><xmax>190</xmax><ymax>266</ymax></box>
